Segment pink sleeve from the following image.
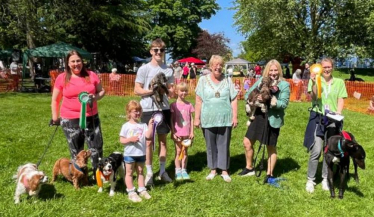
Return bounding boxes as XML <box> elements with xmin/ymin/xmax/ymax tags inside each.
<box><xmin>54</xmin><ymin>73</ymin><xmax>65</xmax><ymax>90</ymax></box>
<box><xmin>190</xmin><ymin>103</ymin><xmax>195</xmax><ymax>113</ymax></box>
<box><xmin>89</xmin><ymin>71</ymin><xmax>100</xmax><ymax>86</ymax></box>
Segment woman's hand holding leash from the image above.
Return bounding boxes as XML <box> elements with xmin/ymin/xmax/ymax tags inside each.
<box><xmin>49</xmin><ymin>118</ymin><xmax>61</xmax><ymax>126</ymax></box>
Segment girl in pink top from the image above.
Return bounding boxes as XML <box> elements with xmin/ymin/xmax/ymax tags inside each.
<box><xmin>51</xmin><ymin>50</ymin><xmax>105</xmax><ymax>174</ymax></box>
<box><xmin>170</xmin><ymin>82</ymin><xmax>194</xmax><ymax>180</ymax></box>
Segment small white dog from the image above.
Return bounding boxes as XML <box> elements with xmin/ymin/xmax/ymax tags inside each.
<box><xmin>13</xmin><ymin>163</ymin><xmax>48</xmax><ymax>204</ymax></box>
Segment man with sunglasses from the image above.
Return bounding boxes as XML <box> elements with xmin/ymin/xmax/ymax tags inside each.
<box><xmin>134</xmin><ymin>38</ymin><xmax>175</xmax><ymax>185</ymax></box>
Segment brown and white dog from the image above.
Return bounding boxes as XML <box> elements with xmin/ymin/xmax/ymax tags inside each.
<box><xmin>51</xmin><ymin>150</ymin><xmax>91</xmax><ymax>189</ymax></box>
<box><xmin>13</xmin><ymin>163</ymin><xmax>48</xmax><ymax>204</ymax></box>
<box><xmin>96</xmin><ymin>152</ymin><xmax>125</xmax><ymax>196</ymax></box>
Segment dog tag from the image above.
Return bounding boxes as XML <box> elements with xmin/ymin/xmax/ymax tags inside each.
<box><xmin>215</xmin><ymin>91</ymin><xmax>220</xmax><ymax>98</ymax></box>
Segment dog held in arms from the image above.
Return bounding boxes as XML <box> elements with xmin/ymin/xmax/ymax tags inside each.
<box><xmin>324</xmin><ymin>131</ymin><xmax>366</xmax><ymax>199</ymax></box>
<box><xmin>51</xmin><ymin>150</ymin><xmax>91</xmax><ymax>189</ymax></box>
<box><xmin>96</xmin><ymin>152</ymin><xmax>125</xmax><ymax>196</ymax></box>
<box><xmin>245</xmin><ymin>77</ymin><xmax>278</xmax><ymax>126</ymax></box>
<box><xmin>13</xmin><ymin>163</ymin><xmax>48</xmax><ymax>204</ymax></box>
<box><xmin>149</xmin><ymin>72</ymin><xmax>169</xmax><ymax>111</ymax></box>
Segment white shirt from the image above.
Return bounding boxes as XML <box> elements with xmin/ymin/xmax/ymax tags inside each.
<box><xmin>10</xmin><ymin>62</ymin><xmax>18</xmax><ymax>75</ymax></box>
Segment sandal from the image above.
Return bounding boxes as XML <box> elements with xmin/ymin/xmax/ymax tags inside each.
<box><xmin>206</xmin><ymin>173</ymin><xmax>217</xmax><ymax>180</ymax></box>
<box><xmin>221</xmin><ymin>174</ymin><xmax>232</xmax><ymax>183</ymax></box>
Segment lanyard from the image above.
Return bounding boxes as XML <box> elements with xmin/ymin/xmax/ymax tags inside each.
<box><xmin>324</xmin><ymin>82</ymin><xmax>332</xmax><ymax>99</ymax></box>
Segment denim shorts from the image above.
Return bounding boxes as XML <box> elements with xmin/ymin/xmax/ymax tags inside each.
<box><xmin>124</xmin><ymin>155</ymin><xmax>146</xmax><ymax>163</ymax></box>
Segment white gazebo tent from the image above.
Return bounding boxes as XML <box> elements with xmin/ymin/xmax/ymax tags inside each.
<box><xmin>225</xmin><ymin>58</ymin><xmax>252</xmax><ymax>75</ymax></box>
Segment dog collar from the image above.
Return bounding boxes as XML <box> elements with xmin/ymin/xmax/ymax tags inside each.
<box><xmin>338</xmin><ymin>141</ymin><xmax>345</xmax><ymax>157</ymax></box>
<box><xmin>100</xmin><ymin>171</ymin><xmax>111</xmax><ymax>181</ymax></box>
<box><xmin>69</xmin><ymin>161</ymin><xmax>85</xmax><ymax>174</ymax></box>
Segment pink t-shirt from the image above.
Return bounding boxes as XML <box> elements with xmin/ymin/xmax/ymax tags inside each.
<box><xmin>54</xmin><ymin>71</ymin><xmax>100</xmax><ymax>119</ymax></box>
<box><xmin>170</xmin><ymin>101</ymin><xmax>194</xmax><ymax>137</ymax></box>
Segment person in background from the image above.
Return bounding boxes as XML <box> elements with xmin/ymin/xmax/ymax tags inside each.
<box><xmin>302</xmin><ymin>63</ymin><xmax>310</xmax><ymax>80</ymax></box>
<box><xmin>240</xmin><ymin>59</ymin><xmax>290</xmax><ymax>183</ymax></box>
<box><xmin>254</xmin><ymin>63</ymin><xmax>262</xmax><ymax>79</ymax></box>
<box><xmin>134</xmin><ymin>38</ymin><xmax>175</xmax><ymax>185</ymax></box>
<box><xmin>189</xmin><ymin>63</ymin><xmax>197</xmax><ymax>79</ymax></box>
<box><xmin>304</xmin><ymin>57</ymin><xmax>347</xmax><ymax>193</ymax></box>
<box><xmin>195</xmin><ymin>55</ymin><xmax>238</xmax><ymax>183</ymax></box>
<box><xmin>51</xmin><ymin>50</ymin><xmax>105</xmax><ymax>177</ymax></box>
<box><xmin>10</xmin><ymin>61</ymin><xmax>20</xmax><ymax>91</ymax></box>
<box><xmin>292</xmin><ymin>69</ymin><xmax>303</xmax><ymax>102</ymax></box>
<box><xmin>182</xmin><ymin>62</ymin><xmax>189</xmax><ymax>79</ymax></box>
<box><xmin>109</xmin><ymin>68</ymin><xmax>120</xmax><ymax>94</ymax></box>
<box><xmin>173</xmin><ymin>61</ymin><xmax>182</xmax><ymax>84</ymax></box>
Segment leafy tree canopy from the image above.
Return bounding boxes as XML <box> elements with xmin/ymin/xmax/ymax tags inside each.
<box><xmin>233</xmin><ymin>0</ymin><xmax>373</xmax><ymax>62</ymax></box>
<box><xmin>192</xmin><ymin>30</ymin><xmax>232</xmax><ymax>61</ymax></box>
<box><xmin>146</xmin><ymin>0</ymin><xmax>220</xmax><ymax>60</ymax></box>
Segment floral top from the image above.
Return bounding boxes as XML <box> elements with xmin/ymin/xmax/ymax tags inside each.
<box><xmin>195</xmin><ymin>75</ymin><xmax>237</xmax><ymax>128</ymax></box>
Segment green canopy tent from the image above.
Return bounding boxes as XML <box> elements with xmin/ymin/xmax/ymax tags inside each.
<box><xmin>0</xmin><ymin>49</ymin><xmax>13</xmax><ymax>60</ymax></box>
<box><xmin>22</xmin><ymin>42</ymin><xmax>92</xmax><ymax>77</ymax></box>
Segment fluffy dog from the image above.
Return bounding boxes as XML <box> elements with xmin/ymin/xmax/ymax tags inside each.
<box><xmin>13</xmin><ymin>163</ymin><xmax>48</xmax><ymax>204</ymax></box>
<box><xmin>324</xmin><ymin>131</ymin><xmax>366</xmax><ymax>199</ymax></box>
<box><xmin>51</xmin><ymin>150</ymin><xmax>91</xmax><ymax>189</ymax></box>
<box><xmin>96</xmin><ymin>152</ymin><xmax>125</xmax><ymax>196</ymax></box>
<box><xmin>149</xmin><ymin>72</ymin><xmax>169</xmax><ymax>111</ymax></box>
<box><xmin>245</xmin><ymin>77</ymin><xmax>278</xmax><ymax>126</ymax></box>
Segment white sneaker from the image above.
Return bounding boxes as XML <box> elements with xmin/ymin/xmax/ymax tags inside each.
<box><xmin>128</xmin><ymin>192</ymin><xmax>142</xmax><ymax>202</ymax></box>
<box><xmin>322</xmin><ymin>179</ymin><xmax>330</xmax><ymax>191</ymax></box>
<box><xmin>139</xmin><ymin>190</ymin><xmax>151</xmax><ymax>200</ymax></box>
<box><xmin>156</xmin><ymin>172</ymin><xmax>172</xmax><ymax>182</ymax></box>
<box><xmin>145</xmin><ymin>174</ymin><xmax>153</xmax><ymax>186</ymax></box>
<box><xmin>306</xmin><ymin>180</ymin><xmax>316</xmax><ymax>193</ymax></box>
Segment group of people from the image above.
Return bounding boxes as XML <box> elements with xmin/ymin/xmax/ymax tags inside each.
<box><xmin>50</xmin><ymin>38</ymin><xmax>348</xmax><ymax>203</ymax></box>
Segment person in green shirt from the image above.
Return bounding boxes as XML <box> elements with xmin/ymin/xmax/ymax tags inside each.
<box><xmin>304</xmin><ymin>57</ymin><xmax>348</xmax><ymax>193</ymax></box>
<box><xmin>194</xmin><ymin>55</ymin><xmax>238</xmax><ymax>183</ymax></box>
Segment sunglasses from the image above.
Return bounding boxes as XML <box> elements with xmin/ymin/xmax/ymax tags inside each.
<box><xmin>152</xmin><ymin>48</ymin><xmax>165</xmax><ymax>53</ymax></box>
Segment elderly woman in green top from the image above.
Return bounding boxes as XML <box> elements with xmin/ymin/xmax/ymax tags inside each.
<box><xmin>239</xmin><ymin>59</ymin><xmax>290</xmax><ymax>183</ymax></box>
<box><xmin>194</xmin><ymin>55</ymin><xmax>238</xmax><ymax>183</ymax></box>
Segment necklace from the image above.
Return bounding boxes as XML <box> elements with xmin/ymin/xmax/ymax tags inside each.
<box><xmin>206</xmin><ymin>75</ymin><xmax>226</xmax><ymax>98</ymax></box>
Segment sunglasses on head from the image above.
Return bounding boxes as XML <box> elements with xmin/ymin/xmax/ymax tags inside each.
<box><xmin>152</xmin><ymin>48</ymin><xmax>165</xmax><ymax>53</ymax></box>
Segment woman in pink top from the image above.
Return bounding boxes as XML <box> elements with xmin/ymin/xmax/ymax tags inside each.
<box><xmin>51</xmin><ymin>50</ymin><xmax>105</xmax><ymax>175</ymax></box>
<box><xmin>170</xmin><ymin>82</ymin><xmax>194</xmax><ymax>180</ymax></box>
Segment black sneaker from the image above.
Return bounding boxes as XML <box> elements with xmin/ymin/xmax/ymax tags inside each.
<box><xmin>238</xmin><ymin>168</ymin><xmax>255</xmax><ymax>176</ymax></box>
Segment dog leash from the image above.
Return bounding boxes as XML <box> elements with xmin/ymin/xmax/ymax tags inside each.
<box><xmin>37</xmin><ymin>125</ymin><xmax>59</xmax><ymax>167</ymax></box>
<box><xmin>253</xmin><ymin>111</ymin><xmax>269</xmax><ymax>178</ymax></box>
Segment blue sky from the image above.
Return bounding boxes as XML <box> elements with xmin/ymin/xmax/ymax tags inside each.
<box><xmin>199</xmin><ymin>0</ymin><xmax>245</xmax><ymax>57</ymax></box>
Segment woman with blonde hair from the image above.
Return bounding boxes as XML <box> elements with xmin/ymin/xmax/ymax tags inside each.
<box><xmin>240</xmin><ymin>59</ymin><xmax>290</xmax><ymax>183</ymax></box>
<box><xmin>194</xmin><ymin>55</ymin><xmax>238</xmax><ymax>182</ymax></box>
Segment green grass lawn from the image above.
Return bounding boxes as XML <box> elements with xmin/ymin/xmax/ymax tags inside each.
<box><xmin>1</xmin><ymin>93</ymin><xmax>373</xmax><ymax>216</ymax></box>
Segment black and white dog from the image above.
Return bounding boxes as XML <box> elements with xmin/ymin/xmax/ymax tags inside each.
<box><xmin>324</xmin><ymin>131</ymin><xmax>366</xmax><ymax>199</ymax></box>
<box><xmin>96</xmin><ymin>152</ymin><xmax>124</xmax><ymax>196</ymax></box>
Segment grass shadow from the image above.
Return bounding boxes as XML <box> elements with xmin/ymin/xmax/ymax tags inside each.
<box><xmin>275</xmin><ymin>157</ymin><xmax>300</xmax><ymax>177</ymax></box>
<box><xmin>39</xmin><ymin>183</ymin><xmax>64</xmax><ymax>200</ymax></box>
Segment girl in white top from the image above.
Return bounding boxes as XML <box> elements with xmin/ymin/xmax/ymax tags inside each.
<box><xmin>120</xmin><ymin>100</ymin><xmax>154</xmax><ymax>202</ymax></box>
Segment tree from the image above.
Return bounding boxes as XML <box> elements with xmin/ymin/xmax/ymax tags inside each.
<box><xmin>0</xmin><ymin>0</ymin><xmax>151</xmax><ymax>66</ymax></box>
<box><xmin>233</xmin><ymin>0</ymin><xmax>373</xmax><ymax>62</ymax></box>
<box><xmin>191</xmin><ymin>30</ymin><xmax>232</xmax><ymax>61</ymax></box>
<box><xmin>146</xmin><ymin>0</ymin><xmax>220</xmax><ymax>60</ymax></box>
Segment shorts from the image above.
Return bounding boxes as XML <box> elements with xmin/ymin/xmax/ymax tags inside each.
<box><xmin>141</xmin><ymin>110</ymin><xmax>171</xmax><ymax>134</ymax></box>
<box><xmin>124</xmin><ymin>155</ymin><xmax>146</xmax><ymax>164</ymax></box>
